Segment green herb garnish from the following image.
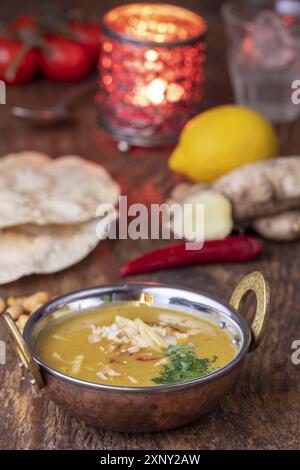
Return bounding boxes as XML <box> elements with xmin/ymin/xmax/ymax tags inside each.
<box><xmin>152</xmin><ymin>344</ymin><xmax>217</xmax><ymax>385</ymax></box>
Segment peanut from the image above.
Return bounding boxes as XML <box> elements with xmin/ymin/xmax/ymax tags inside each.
<box><xmin>0</xmin><ymin>296</ymin><xmax>6</xmax><ymax>314</ymax></box>
<box><xmin>28</xmin><ymin>303</ymin><xmax>43</xmax><ymax>315</ymax></box>
<box><xmin>7</xmin><ymin>303</ymin><xmax>24</xmax><ymax>320</ymax></box>
<box><xmin>23</xmin><ymin>292</ymin><xmax>50</xmax><ymax>313</ymax></box>
<box><xmin>16</xmin><ymin>314</ymin><xmax>29</xmax><ymax>333</ymax></box>
<box><xmin>7</xmin><ymin>296</ymin><xmax>25</xmax><ymax>307</ymax></box>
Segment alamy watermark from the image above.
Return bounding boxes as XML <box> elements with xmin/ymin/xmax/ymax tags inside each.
<box><xmin>0</xmin><ymin>80</ymin><xmax>6</xmax><ymax>104</ymax></box>
<box><xmin>0</xmin><ymin>340</ymin><xmax>6</xmax><ymax>364</ymax></box>
<box><xmin>291</xmin><ymin>80</ymin><xmax>300</xmax><ymax>104</ymax></box>
<box><xmin>291</xmin><ymin>340</ymin><xmax>300</xmax><ymax>365</ymax></box>
<box><xmin>95</xmin><ymin>196</ymin><xmax>205</xmax><ymax>250</ymax></box>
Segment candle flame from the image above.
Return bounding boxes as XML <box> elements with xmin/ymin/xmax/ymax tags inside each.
<box><xmin>146</xmin><ymin>78</ymin><xmax>166</xmax><ymax>105</ymax></box>
<box><xmin>145</xmin><ymin>49</ymin><xmax>158</xmax><ymax>61</ymax></box>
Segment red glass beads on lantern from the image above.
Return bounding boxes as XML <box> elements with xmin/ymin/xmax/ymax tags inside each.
<box><xmin>97</xmin><ymin>4</ymin><xmax>206</xmax><ymax>147</ymax></box>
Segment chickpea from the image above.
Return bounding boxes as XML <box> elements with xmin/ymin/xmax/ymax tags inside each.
<box><xmin>23</xmin><ymin>292</ymin><xmax>50</xmax><ymax>313</ymax></box>
<box><xmin>7</xmin><ymin>296</ymin><xmax>25</xmax><ymax>307</ymax></box>
<box><xmin>0</xmin><ymin>297</ymin><xmax>6</xmax><ymax>314</ymax></box>
<box><xmin>7</xmin><ymin>303</ymin><xmax>24</xmax><ymax>320</ymax></box>
<box><xmin>28</xmin><ymin>303</ymin><xmax>43</xmax><ymax>316</ymax></box>
<box><xmin>16</xmin><ymin>314</ymin><xmax>29</xmax><ymax>333</ymax></box>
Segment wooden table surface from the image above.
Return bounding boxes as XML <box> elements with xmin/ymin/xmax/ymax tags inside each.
<box><xmin>0</xmin><ymin>0</ymin><xmax>300</xmax><ymax>450</ymax></box>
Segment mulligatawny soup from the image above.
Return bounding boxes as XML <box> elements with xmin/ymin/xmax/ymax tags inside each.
<box><xmin>36</xmin><ymin>304</ymin><xmax>237</xmax><ymax>387</ymax></box>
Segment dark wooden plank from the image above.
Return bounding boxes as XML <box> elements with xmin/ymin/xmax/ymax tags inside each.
<box><xmin>0</xmin><ymin>0</ymin><xmax>300</xmax><ymax>450</ymax></box>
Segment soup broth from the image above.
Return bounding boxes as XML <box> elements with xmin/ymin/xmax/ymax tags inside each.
<box><xmin>36</xmin><ymin>303</ymin><xmax>237</xmax><ymax>387</ymax></box>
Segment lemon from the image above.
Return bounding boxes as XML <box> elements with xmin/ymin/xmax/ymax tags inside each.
<box><xmin>169</xmin><ymin>105</ymin><xmax>279</xmax><ymax>182</ymax></box>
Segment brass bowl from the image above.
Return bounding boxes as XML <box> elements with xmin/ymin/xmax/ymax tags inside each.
<box><xmin>2</xmin><ymin>271</ymin><xmax>270</xmax><ymax>433</ymax></box>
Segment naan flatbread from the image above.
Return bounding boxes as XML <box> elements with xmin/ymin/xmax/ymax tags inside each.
<box><xmin>0</xmin><ymin>218</ymin><xmax>111</xmax><ymax>284</ymax></box>
<box><xmin>0</xmin><ymin>152</ymin><xmax>120</xmax><ymax>228</ymax></box>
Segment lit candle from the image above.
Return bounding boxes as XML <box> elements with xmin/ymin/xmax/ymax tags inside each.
<box><xmin>97</xmin><ymin>4</ymin><xmax>206</xmax><ymax>147</ymax></box>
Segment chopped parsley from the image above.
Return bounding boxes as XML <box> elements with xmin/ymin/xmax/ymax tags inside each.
<box><xmin>152</xmin><ymin>344</ymin><xmax>217</xmax><ymax>385</ymax></box>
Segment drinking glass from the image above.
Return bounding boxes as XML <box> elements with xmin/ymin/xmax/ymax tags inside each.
<box><xmin>222</xmin><ymin>0</ymin><xmax>300</xmax><ymax>122</ymax></box>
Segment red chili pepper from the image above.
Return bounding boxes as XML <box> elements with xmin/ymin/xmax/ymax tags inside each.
<box><xmin>120</xmin><ymin>236</ymin><xmax>262</xmax><ymax>276</ymax></box>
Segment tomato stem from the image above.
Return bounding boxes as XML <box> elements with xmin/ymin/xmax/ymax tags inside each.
<box><xmin>5</xmin><ymin>42</ymin><xmax>33</xmax><ymax>81</ymax></box>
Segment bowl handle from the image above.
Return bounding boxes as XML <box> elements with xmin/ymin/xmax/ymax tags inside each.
<box><xmin>0</xmin><ymin>312</ymin><xmax>44</xmax><ymax>388</ymax></box>
<box><xmin>229</xmin><ymin>271</ymin><xmax>270</xmax><ymax>352</ymax></box>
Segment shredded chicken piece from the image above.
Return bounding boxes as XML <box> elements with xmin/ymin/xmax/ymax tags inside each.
<box><xmin>52</xmin><ymin>334</ymin><xmax>67</xmax><ymax>341</ymax></box>
<box><xmin>96</xmin><ymin>371</ymin><xmax>107</xmax><ymax>381</ymax></box>
<box><xmin>96</xmin><ymin>365</ymin><xmax>121</xmax><ymax>381</ymax></box>
<box><xmin>107</xmin><ymin>368</ymin><xmax>121</xmax><ymax>377</ymax></box>
<box><xmin>52</xmin><ymin>351</ymin><xmax>63</xmax><ymax>360</ymax></box>
<box><xmin>154</xmin><ymin>357</ymin><xmax>169</xmax><ymax>367</ymax></box>
<box><xmin>71</xmin><ymin>355</ymin><xmax>84</xmax><ymax>375</ymax></box>
<box><xmin>187</xmin><ymin>328</ymin><xmax>202</xmax><ymax>335</ymax></box>
<box><xmin>128</xmin><ymin>375</ymin><xmax>138</xmax><ymax>384</ymax></box>
<box><xmin>87</xmin><ymin>315</ymin><xmax>193</xmax><ymax>353</ymax></box>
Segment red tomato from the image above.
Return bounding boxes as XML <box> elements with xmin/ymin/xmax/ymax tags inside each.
<box><xmin>0</xmin><ymin>37</ymin><xmax>40</xmax><ymax>84</ymax></box>
<box><xmin>67</xmin><ymin>20</ymin><xmax>101</xmax><ymax>62</ymax></box>
<box><xmin>40</xmin><ymin>35</ymin><xmax>94</xmax><ymax>82</ymax></box>
<box><xmin>10</xmin><ymin>13</ymin><xmax>39</xmax><ymax>33</ymax></box>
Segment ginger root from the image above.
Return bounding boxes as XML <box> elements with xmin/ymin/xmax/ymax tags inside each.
<box><xmin>169</xmin><ymin>157</ymin><xmax>300</xmax><ymax>241</ymax></box>
<box><xmin>168</xmin><ymin>187</ymin><xmax>233</xmax><ymax>242</ymax></box>
<box><xmin>213</xmin><ymin>157</ymin><xmax>300</xmax><ymax>222</ymax></box>
<box><xmin>253</xmin><ymin>211</ymin><xmax>300</xmax><ymax>241</ymax></box>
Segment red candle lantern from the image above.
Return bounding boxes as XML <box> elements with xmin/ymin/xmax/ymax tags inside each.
<box><xmin>97</xmin><ymin>3</ymin><xmax>206</xmax><ymax>148</ymax></box>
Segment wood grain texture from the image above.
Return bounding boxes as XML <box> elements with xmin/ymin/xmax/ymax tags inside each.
<box><xmin>0</xmin><ymin>0</ymin><xmax>300</xmax><ymax>450</ymax></box>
